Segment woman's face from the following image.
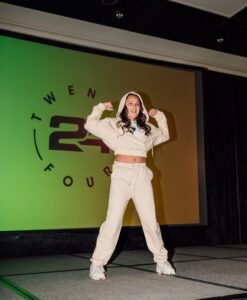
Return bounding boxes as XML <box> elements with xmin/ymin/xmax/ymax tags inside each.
<box><xmin>125</xmin><ymin>95</ymin><xmax>141</xmax><ymax>121</ymax></box>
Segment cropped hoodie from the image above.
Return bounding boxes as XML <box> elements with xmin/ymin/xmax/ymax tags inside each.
<box><xmin>84</xmin><ymin>91</ymin><xmax>169</xmax><ymax>158</ymax></box>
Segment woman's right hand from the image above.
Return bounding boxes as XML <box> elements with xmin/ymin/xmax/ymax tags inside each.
<box><xmin>103</xmin><ymin>102</ymin><xmax>114</xmax><ymax>111</ymax></box>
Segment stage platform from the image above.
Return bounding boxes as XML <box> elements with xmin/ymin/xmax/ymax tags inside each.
<box><xmin>0</xmin><ymin>244</ymin><xmax>247</xmax><ymax>300</ymax></box>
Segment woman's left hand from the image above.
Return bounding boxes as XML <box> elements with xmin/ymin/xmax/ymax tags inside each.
<box><xmin>148</xmin><ymin>109</ymin><xmax>158</xmax><ymax>117</ymax></box>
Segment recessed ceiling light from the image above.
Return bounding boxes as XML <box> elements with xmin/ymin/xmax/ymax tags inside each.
<box><xmin>217</xmin><ymin>37</ymin><xmax>224</xmax><ymax>43</ymax></box>
<box><xmin>115</xmin><ymin>10</ymin><xmax>124</xmax><ymax>19</ymax></box>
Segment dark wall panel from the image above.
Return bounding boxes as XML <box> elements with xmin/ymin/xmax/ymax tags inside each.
<box><xmin>232</xmin><ymin>77</ymin><xmax>247</xmax><ymax>242</ymax></box>
<box><xmin>203</xmin><ymin>71</ymin><xmax>238</xmax><ymax>244</ymax></box>
<box><xmin>203</xmin><ymin>71</ymin><xmax>247</xmax><ymax>244</ymax></box>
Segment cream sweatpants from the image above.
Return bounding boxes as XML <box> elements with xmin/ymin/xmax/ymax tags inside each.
<box><xmin>90</xmin><ymin>161</ymin><xmax>168</xmax><ymax>266</ymax></box>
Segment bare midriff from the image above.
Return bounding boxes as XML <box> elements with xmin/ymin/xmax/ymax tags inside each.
<box><xmin>115</xmin><ymin>154</ymin><xmax>146</xmax><ymax>163</ymax></box>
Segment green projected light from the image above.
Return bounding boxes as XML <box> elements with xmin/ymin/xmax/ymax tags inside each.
<box><xmin>0</xmin><ymin>35</ymin><xmax>116</xmax><ymax>231</ymax></box>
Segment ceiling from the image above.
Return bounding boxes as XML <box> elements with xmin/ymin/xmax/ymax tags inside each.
<box><xmin>1</xmin><ymin>0</ymin><xmax>247</xmax><ymax>58</ymax></box>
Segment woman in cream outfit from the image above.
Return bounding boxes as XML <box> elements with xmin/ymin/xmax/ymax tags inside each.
<box><xmin>84</xmin><ymin>91</ymin><xmax>176</xmax><ymax>280</ymax></box>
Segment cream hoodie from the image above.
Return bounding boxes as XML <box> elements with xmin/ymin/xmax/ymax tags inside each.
<box><xmin>84</xmin><ymin>91</ymin><xmax>169</xmax><ymax>158</ymax></box>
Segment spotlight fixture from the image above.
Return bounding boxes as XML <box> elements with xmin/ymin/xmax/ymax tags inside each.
<box><xmin>115</xmin><ymin>10</ymin><xmax>124</xmax><ymax>19</ymax></box>
<box><xmin>216</xmin><ymin>37</ymin><xmax>224</xmax><ymax>43</ymax></box>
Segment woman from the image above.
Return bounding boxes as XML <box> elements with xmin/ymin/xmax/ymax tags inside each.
<box><xmin>84</xmin><ymin>91</ymin><xmax>176</xmax><ymax>280</ymax></box>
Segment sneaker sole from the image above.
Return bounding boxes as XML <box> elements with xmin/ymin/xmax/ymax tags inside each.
<box><xmin>89</xmin><ymin>275</ymin><xmax>106</xmax><ymax>280</ymax></box>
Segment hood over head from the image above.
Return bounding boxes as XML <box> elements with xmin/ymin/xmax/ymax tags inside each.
<box><xmin>116</xmin><ymin>91</ymin><xmax>149</xmax><ymax>122</ymax></box>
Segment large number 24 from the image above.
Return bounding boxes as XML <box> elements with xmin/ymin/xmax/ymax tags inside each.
<box><xmin>49</xmin><ymin>116</ymin><xmax>109</xmax><ymax>153</ymax></box>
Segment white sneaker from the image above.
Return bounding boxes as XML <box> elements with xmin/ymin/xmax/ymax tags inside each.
<box><xmin>89</xmin><ymin>263</ymin><xmax>106</xmax><ymax>280</ymax></box>
<box><xmin>156</xmin><ymin>261</ymin><xmax>176</xmax><ymax>275</ymax></box>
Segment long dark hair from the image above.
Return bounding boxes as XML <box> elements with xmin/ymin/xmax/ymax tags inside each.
<box><xmin>118</xmin><ymin>94</ymin><xmax>151</xmax><ymax>136</ymax></box>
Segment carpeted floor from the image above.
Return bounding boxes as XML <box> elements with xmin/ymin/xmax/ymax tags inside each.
<box><xmin>0</xmin><ymin>244</ymin><xmax>247</xmax><ymax>300</ymax></box>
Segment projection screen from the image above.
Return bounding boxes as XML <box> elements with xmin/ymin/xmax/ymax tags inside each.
<box><xmin>0</xmin><ymin>32</ymin><xmax>206</xmax><ymax>231</ymax></box>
